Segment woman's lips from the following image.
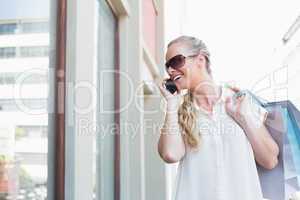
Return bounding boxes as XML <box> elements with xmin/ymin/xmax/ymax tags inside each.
<box><xmin>173</xmin><ymin>74</ymin><xmax>183</xmax><ymax>81</ymax></box>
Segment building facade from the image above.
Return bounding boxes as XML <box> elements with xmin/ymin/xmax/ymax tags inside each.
<box><xmin>0</xmin><ymin>1</ymin><xmax>49</xmax><ymax>199</ymax></box>
<box><xmin>64</xmin><ymin>0</ymin><xmax>173</xmax><ymax>200</ymax></box>
<box><xmin>0</xmin><ymin>0</ymin><xmax>184</xmax><ymax>199</ymax></box>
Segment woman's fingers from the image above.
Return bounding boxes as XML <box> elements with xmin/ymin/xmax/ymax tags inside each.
<box><xmin>227</xmin><ymin>85</ymin><xmax>241</xmax><ymax>93</ymax></box>
<box><xmin>161</xmin><ymin>81</ymin><xmax>172</xmax><ymax>95</ymax></box>
<box><xmin>158</xmin><ymin>84</ymin><xmax>170</xmax><ymax>96</ymax></box>
<box><xmin>235</xmin><ymin>94</ymin><xmax>245</xmax><ymax>110</ymax></box>
<box><xmin>225</xmin><ymin>97</ymin><xmax>233</xmax><ymax>113</ymax></box>
<box><xmin>157</xmin><ymin>79</ymin><xmax>176</xmax><ymax>99</ymax></box>
<box><xmin>225</xmin><ymin>94</ymin><xmax>245</xmax><ymax>114</ymax></box>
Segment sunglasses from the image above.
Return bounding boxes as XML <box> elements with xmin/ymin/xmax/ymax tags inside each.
<box><xmin>165</xmin><ymin>54</ymin><xmax>199</xmax><ymax>71</ymax></box>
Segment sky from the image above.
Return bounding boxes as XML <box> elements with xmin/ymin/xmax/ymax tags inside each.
<box><xmin>165</xmin><ymin>0</ymin><xmax>300</xmax><ymax>103</ymax></box>
<box><xmin>0</xmin><ymin>0</ymin><xmax>49</xmax><ymax>20</ymax></box>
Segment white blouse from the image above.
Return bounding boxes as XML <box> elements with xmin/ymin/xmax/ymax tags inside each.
<box><xmin>172</xmin><ymin>86</ymin><xmax>267</xmax><ymax>200</ymax></box>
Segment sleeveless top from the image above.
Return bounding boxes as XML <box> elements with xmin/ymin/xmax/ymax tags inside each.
<box><xmin>172</xmin><ymin>85</ymin><xmax>266</xmax><ymax>200</ymax></box>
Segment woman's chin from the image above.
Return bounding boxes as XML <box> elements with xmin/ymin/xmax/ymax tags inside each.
<box><xmin>175</xmin><ymin>84</ymin><xmax>187</xmax><ymax>91</ymax></box>
<box><xmin>175</xmin><ymin>78</ymin><xmax>190</xmax><ymax>90</ymax></box>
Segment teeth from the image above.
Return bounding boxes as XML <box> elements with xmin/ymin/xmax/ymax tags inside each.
<box><xmin>174</xmin><ymin>75</ymin><xmax>182</xmax><ymax>81</ymax></box>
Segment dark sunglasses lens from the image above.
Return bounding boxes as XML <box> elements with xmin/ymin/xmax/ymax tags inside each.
<box><xmin>166</xmin><ymin>55</ymin><xmax>185</xmax><ymax>70</ymax></box>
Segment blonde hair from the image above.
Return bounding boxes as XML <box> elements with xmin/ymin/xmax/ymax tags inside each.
<box><xmin>168</xmin><ymin>36</ymin><xmax>211</xmax><ymax>149</ymax></box>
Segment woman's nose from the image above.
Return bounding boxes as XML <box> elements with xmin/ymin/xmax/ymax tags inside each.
<box><xmin>167</xmin><ymin>66</ymin><xmax>176</xmax><ymax>75</ymax></box>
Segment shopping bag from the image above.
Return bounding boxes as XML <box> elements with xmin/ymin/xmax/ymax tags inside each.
<box><xmin>246</xmin><ymin>91</ymin><xmax>300</xmax><ymax>200</ymax></box>
<box><xmin>283</xmin><ymin>102</ymin><xmax>300</xmax><ymax>193</ymax></box>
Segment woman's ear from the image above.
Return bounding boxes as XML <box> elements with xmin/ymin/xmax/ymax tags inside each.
<box><xmin>196</xmin><ymin>54</ymin><xmax>205</xmax><ymax>64</ymax></box>
<box><xmin>195</xmin><ymin>54</ymin><xmax>206</xmax><ymax>68</ymax></box>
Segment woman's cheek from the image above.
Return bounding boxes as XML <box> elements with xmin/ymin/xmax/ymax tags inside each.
<box><xmin>174</xmin><ymin>81</ymin><xmax>182</xmax><ymax>90</ymax></box>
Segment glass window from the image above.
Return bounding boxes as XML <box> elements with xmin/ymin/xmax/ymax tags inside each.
<box><xmin>0</xmin><ymin>21</ymin><xmax>49</xmax><ymax>35</ymax></box>
<box><xmin>20</xmin><ymin>46</ymin><xmax>49</xmax><ymax>58</ymax></box>
<box><xmin>0</xmin><ymin>46</ymin><xmax>49</xmax><ymax>58</ymax></box>
<box><xmin>20</xmin><ymin>22</ymin><xmax>49</xmax><ymax>34</ymax></box>
<box><xmin>0</xmin><ymin>73</ymin><xmax>16</xmax><ymax>84</ymax></box>
<box><xmin>0</xmin><ymin>99</ymin><xmax>47</xmax><ymax>112</ymax></box>
<box><xmin>0</xmin><ymin>72</ymin><xmax>48</xmax><ymax>85</ymax></box>
<box><xmin>0</xmin><ymin>47</ymin><xmax>16</xmax><ymax>58</ymax></box>
<box><xmin>0</xmin><ymin>0</ymin><xmax>53</xmax><ymax>200</ymax></box>
<box><xmin>0</xmin><ymin>23</ymin><xmax>17</xmax><ymax>35</ymax></box>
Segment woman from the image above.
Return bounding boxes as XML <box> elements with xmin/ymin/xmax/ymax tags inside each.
<box><xmin>158</xmin><ymin>36</ymin><xmax>279</xmax><ymax>200</ymax></box>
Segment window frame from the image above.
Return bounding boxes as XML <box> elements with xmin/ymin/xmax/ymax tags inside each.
<box><xmin>48</xmin><ymin>0</ymin><xmax>67</xmax><ymax>200</ymax></box>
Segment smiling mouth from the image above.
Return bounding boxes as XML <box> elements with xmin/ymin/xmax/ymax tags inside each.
<box><xmin>173</xmin><ymin>75</ymin><xmax>182</xmax><ymax>81</ymax></box>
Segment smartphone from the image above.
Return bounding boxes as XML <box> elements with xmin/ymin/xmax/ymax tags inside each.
<box><xmin>165</xmin><ymin>79</ymin><xmax>178</xmax><ymax>94</ymax></box>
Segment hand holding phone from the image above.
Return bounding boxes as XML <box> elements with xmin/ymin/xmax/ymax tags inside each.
<box><xmin>158</xmin><ymin>78</ymin><xmax>181</xmax><ymax>110</ymax></box>
<box><xmin>157</xmin><ymin>78</ymin><xmax>180</xmax><ymax>107</ymax></box>
<box><xmin>164</xmin><ymin>79</ymin><xmax>178</xmax><ymax>94</ymax></box>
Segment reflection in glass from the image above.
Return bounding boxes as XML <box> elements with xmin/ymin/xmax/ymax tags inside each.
<box><xmin>0</xmin><ymin>0</ymin><xmax>51</xmax><ymax>199</ymax></box>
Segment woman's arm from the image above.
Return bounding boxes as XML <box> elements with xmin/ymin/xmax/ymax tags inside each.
<box><xmin>240</xmin><ymin>114</ymin><xmax>279</xmax><ymax>169</ymax></box>
<box><xmin>157</xmin><ymin>82</ymin><xmax>186</xmax><ymax>163</ymax></box>
<box><xmin>158</xmin><ymin>102</ymin><xmax>186</xmax><ymax>163</ymax></box>
<box><xmin>225</xmin><ymin>88</ymin><xmax>279</xmax><ymax>170</ymax></box>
